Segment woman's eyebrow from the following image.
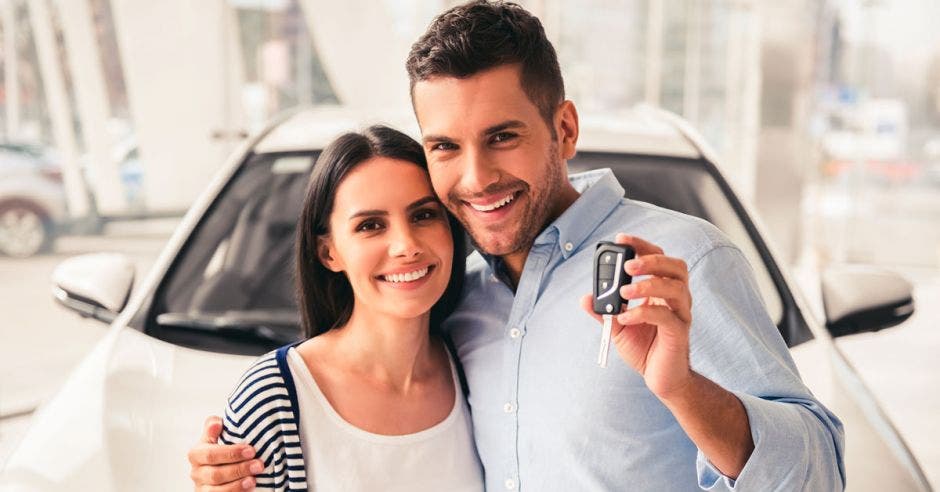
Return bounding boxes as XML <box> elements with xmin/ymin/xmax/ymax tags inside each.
<box><xmin>348</xmin><ymin>208</ymin><xmax>387</xmax><ymax>220</ymax></box>
<box><xmin>348</xmin><ymin>196</ymin><xmax>439</xmax><ymax>220</ymax></box>
<box><xmin>407</xmin><ymin>196</ymin><xmax>440</xmax><ymax>210</ymax></box>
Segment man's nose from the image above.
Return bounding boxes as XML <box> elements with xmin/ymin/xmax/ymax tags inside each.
<box><xmin>461</xmin><ymin>148</ymin><xmax>500</xmax><ymax>192</ymax></box>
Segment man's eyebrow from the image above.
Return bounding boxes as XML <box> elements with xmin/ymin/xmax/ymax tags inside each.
<box><xmin>422</xmin><ymin>134</ymin><xmax>454</xmax><ymax>145</ymax></box>
<box><xmin>348</xmin><ymin>196</ymin><xmax>439</xmax><ymax>220</ymax></box>
<box><xmin>483</xmin><ymin>120</ymin><xmax>526</xmax><ymax>136</ymax></box>
<box><xmin>421</xmin><ymin>120</ymin><xmax>527</xmax><ymax>144</ymax></box>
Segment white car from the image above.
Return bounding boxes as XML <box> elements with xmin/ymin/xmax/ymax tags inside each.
<box><xmin>1</xmin><ymin>107</ymin><xmax>931</xmax><ymax>491</ymax></box>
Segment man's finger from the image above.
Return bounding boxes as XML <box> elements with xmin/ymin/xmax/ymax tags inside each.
<box><xmin>624</xmin><ymin>254</ymin><xmax>689</xmax><ymax>281</ymax></box>
<box><xmin>188</xmin><ymin>441</ymin><xmax>256</xmax><ymax>466</ymax></box>
<box><xmin>193</xmin><ymin>458</ymin><xmax>265</xmax><ymax>487</ymax></box>
<box><xmin>614</xmin><ymin>233</ymin><xmax>664</xmax><ymax>256</ymax></box>
<box><xmin>616</xmin><ymin>304</ymin><xmax>688</xmax><ymax>337</ymax></box>
<box><xmin>202</xmin><ymin>416</ymin><xmax>223</xmax><ymax>444</ymax></box>
<box><xmin>620</xmin><ymin>279</ymin><xmax>692</xmax><ymax>323</ymax></box>
<box><xmin>197</xmin><ymin>476</ymin><xmax>256</xmax><ymax>492</ymax></box>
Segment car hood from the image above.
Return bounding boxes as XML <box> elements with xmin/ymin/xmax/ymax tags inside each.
<box><xmin>0</xmin><ymin>324</ymin><xmax>254</xmax><ymax>491</ymax></box>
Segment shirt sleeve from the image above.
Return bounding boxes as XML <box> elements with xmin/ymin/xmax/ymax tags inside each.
<box><xmin>685</xmin><ymin>245</ymin><xmax>845</xmax><ymax>491</ymax></box>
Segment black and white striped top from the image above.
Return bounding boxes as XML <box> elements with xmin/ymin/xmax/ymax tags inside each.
<box><xmin>220</xmin><ymin>344</ymin><xmax>308</xmax><ymax>490</ymax></box>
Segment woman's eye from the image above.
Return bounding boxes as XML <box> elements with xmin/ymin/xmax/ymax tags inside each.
<box><xmin>413</xmin><ymin>208</ymin><xmax>441</xmax><ymax>222</ymax></box>
<box><xmin>356</xmin><ymin>220</ymin><xmax>383</xmax><ymax>232</ymax></box>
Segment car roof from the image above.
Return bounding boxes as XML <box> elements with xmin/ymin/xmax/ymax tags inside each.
<box><xmin>253</xmin><ymin>105</ymin><xmax>703</xmax><ymax>160</ymax></box>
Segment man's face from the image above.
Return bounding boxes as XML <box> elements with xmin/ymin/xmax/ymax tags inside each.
<box><xmin>412</xmin><ymin>64</ymin><xmax>573</xmax><ymax>257</ymax></box>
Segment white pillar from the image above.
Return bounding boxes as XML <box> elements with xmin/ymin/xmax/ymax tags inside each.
<box><xmin>54</xmin><ymin>0</ymin><xmax>127</xmax><ymax>214</ymax></box>
<box><xmin>299</xmin><ymin>0</ymin><xmax>410</xmax><ymax>110</ymax></box>
<box><xmin>109</xmin><ymin>0</ymin><xmax>246</xmax><ymax>212</ymax></box>
<box><xmin>2</xmin><ymin>1</ymin><xmax>20</xmax><ymax>139</ymax></box>
<box><xmin>645</xmin><ymin>0</ymin><xmax>663</xmax><ymax>106</ymax></box>
<box><xmin>683</xmin><ymin>0</ymin><xmax>702</xmax><ymax>125</ymax></box>
<box><xmin>28</xmin><ymin>0</ymin><xmax>90</xmax><ymax>218</ymax></box>
<box><xmin>739</xmin><ymin>3</ymin><xmax>762</xmax><ymax>203</ymax></box>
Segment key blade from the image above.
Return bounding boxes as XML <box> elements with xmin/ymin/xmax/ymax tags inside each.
<box><xmin>598</xmin><ymin>314</ymin><xmax>613</xmax><ymax>368</ymax></box>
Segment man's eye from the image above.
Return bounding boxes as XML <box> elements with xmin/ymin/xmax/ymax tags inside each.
<box><xmin>492</xmin><ymin>132</ymin><xmax>516</xmax><ymax>143</ymax></box>
<box><xmin>431</xmin><ymin>142</ymin><xmax>457</xmax><ymax>152</ymax></box>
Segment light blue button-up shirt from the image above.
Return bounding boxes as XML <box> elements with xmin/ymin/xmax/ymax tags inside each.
<box><xmin>443</xmin><ymin>169</ymin><xmax>845</xmax><ymax>491</ymax></box>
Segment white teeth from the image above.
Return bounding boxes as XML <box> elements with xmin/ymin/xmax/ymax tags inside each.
<box><xmin>469</xmin><ymin>193</ymin><xmax>515</xmax><ymax>212</ymax></box>
<box><xmin>382</xmin><ymin>267</ymin><xmax>430</xmax><ymax>283</ymax></box>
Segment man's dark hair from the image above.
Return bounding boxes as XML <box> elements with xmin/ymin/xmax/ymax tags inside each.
<box><xmin>406</xmin><ymin>0</ymin><xmax>565</xmax><ymax>131</ymax></box>
<box><xmin>295</xmin><ymin>125</ymin><xmax>465</xmax><ymax>338</ymax></box>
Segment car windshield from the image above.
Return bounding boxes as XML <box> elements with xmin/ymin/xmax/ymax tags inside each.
<box><xmin>149</xmin><ymin>152</ymin><xmax>315</xmax><ymax>354</ymax></box>
<box><xmin>148</xmin><ymin>150</ymin><xmax>798</xmax><ymax>355</ymax></box>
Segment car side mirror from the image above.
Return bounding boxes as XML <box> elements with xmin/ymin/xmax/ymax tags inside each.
<box><xmin>821</xmin><ymin>265</ymin><xmax>915</xmax><ymax>337</ymax></box>
<box><xmin>51</xmin><ymin>253</ymin><xmax>135</xmax><ymax>323</ymax></box>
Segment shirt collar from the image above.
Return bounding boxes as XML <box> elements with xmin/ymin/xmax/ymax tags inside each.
<box><xmin>547</xmin><ymin>168</ymin><xmax>624</xmax><ymax>259</ymax></box>
<box><xmin>479</xmin><ymin>168</ymin><xmax>624</xmax><ymax>273</ymax></box>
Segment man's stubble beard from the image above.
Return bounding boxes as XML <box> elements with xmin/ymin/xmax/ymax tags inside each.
<box><xmin>455</xmin><ymin>142</ymin><xmax>567</xmax><ymax>258</ymax></box>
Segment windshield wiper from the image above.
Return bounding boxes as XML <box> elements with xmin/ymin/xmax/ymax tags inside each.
<box><xmin>156</xmin><ymin>311</ymin><xmax>301</xmax><ymax>345</ymax></box>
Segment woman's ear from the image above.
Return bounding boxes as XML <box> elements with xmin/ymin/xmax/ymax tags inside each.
<box><xmin>316</xmin><ymin>235</ymin><xmax>343</xmax><ymax>272</ymax></box>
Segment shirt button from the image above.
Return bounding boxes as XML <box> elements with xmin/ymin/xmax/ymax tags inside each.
<box><xmin>564</xmin><ymin>242</ymin><xmax>573</xmax><ymax>252</ymax></box>
<box><xmin>509</xmin><ymin>328</ymin><xmax>521</xmax><ymax>339</ymax></box>
<box><xmin>503</xmin><ymin>402</ymin><xmax>515</xmax><ymax>413</ymax></box>
<box><xmin>505</xmin><ymin>478</ymin><xmax>517</xmax><ymax>490</ymax></box>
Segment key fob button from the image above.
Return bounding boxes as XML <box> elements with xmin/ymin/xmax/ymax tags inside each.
<box><xmin>597</xmin><ymin>264</ymin><xmax>616</xmax><ymax>280</ymax></box>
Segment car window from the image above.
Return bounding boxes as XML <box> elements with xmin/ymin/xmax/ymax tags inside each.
<box><xmin>149</xmin><ymin>152</ymin><xmax>315</xmax><ymax>354</ymax></box>
<box><xmin>569</xmin><ymin>153</ymin><xmax>785</xmax><ymax>327</ymax></box>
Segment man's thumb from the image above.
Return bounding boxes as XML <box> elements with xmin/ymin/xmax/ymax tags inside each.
<box><xmin>202</xmin><ymin>415</ymin><xmax>223</xmax><ymax>443</ymax></box>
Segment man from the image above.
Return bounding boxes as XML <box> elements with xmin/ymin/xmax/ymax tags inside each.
<box><xmin>190</xmin><ymin>1</ymin><xmax>845</xmax><ymax>490</ymax></box>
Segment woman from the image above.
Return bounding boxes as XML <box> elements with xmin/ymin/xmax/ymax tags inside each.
<box><xmin>219</xmin><ymin>125</ymin><xmax>482</xmax><ymax>491</ymax></box>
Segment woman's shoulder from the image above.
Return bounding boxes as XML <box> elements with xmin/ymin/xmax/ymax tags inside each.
<box><xmin>226</xmin><ymin>349</ymin><xmax>288</xmax><ymax>401</ymax></box>
<box><xmin>221</xmin><ymin>346</ymin><xmax>298</xmax><ymax>443</ymax></box>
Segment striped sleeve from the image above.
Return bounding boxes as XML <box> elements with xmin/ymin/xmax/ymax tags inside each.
<box><xmin>220</xmin><ymin>349</ymin><xmax>308</xmax><ymax>490</ymax></box>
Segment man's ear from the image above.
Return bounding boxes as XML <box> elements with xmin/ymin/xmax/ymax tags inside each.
<box><xmin>555</xmin><ymin>100</ymin><xmax>579</xmax><ymax>160</ymax></box>
<box><xmin>316</xmin><ymin>235</ymin><xmax>343</xmax><ymax>273</ymax></box>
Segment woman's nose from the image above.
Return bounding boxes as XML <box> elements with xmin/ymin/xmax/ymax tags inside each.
<box><xmin>388</xmin><ymin>225</ymin><xmax>422</xmax><ymax>258</ymax></box>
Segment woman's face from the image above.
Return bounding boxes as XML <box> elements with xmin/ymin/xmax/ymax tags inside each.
<box><xmin>319</xmin><ymin>157</ymin><xmax>454</xmax><ymax>322</ymax></box>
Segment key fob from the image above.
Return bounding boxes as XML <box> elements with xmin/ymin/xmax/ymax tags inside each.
<box><xmin>592</xmin><ymin>242</ymin><xmax>635</xmax><ymax>315</ymax></box>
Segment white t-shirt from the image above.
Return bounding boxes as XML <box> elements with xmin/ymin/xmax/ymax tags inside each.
<box><xmin>286</xmin><ymin>348</ymin><xmax>484</xmax><ymax>491</ymax></box>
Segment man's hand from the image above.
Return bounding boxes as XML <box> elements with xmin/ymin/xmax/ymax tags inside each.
<box><xmin>580</xmin><ymin>233</ymin><xmax>694</xmax><ymax>399</ymax></box>
<box><xmin>581</xmin><ymin>234</ymin><xmax>754</xmax><ymax>477</ymax></box>
<box><xmin>188</xmin><ymin>416</ymin><xmax>264</xmax><ymax>491</ymax></box>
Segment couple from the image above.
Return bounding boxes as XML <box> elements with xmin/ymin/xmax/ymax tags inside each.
<box><xmin>190</xmin><ymin>1</ymin><xmax>845</xmax><ymax>491</ymax></box>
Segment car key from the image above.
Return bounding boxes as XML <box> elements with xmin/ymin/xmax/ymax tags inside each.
<box><xmin>593</xmin><ymin>242</ymin><xmax>635</xmax><ymax>368</ymax></box>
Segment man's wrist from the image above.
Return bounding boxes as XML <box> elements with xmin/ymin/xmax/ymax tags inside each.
<box><xmin>654</xmin><ymin>369</ymin><xmax>699</xmax><ymax>408</ymax></box>
<box><xmin>656</xmin><ymin>371</ymin><xmax>754</xmax><ymax>478</ymax></box>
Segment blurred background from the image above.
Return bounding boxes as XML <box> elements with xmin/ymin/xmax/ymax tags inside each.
<box><xmin>0</xmin><ymin>0</ymin><xmax>937</xmax><ymax>485</ymax></box>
